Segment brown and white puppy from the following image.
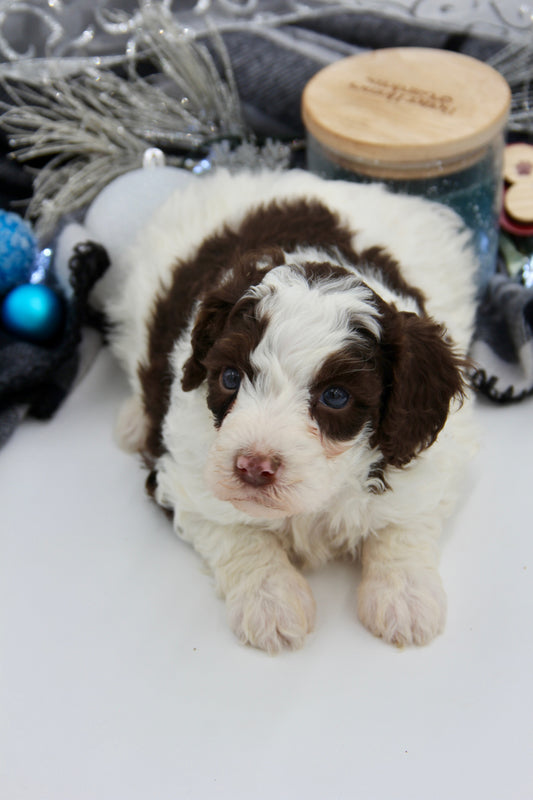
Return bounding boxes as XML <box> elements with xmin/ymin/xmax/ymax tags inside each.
<box><xmin>99</xmin><ymin>168</ymin><xmax>477</xmax><ymax>653</ymax></box>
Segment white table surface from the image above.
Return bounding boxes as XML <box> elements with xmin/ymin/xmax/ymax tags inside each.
<box><xmin>1</xmin><ymin>346</ymin><xmax>532</xmax><ymax>800</ymax></box>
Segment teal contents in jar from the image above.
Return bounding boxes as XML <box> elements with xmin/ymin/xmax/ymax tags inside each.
<box><xmin>307</xmin><ymin>134</ymin><xmax>503</xmax><ymax>292</ymax></box>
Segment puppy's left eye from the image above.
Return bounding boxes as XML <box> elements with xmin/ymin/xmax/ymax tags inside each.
<box><xmin>221</xmin><ymin>367</ymin><xmax>241</xmax><ymax>392</ymax></box>
<box><xmin>320</xmin><ymin>386</ymin><xmax>351</xmax><ymax>409</ymax></box>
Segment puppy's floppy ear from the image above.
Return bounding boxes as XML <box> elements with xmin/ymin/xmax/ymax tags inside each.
<box><xmin>375</xmin><ymin>304</ymin><xmax>467</xmax><ymax>468</ymax></box>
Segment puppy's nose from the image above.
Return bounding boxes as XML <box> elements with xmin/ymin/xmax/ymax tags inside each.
<box><xmin>235</xmin><ymin>452</ymin><xmax>282</xmax><ymax>487</ymax></box>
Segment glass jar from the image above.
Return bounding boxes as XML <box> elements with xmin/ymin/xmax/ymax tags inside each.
<box><xmin>302</xmin><ymin>48</ymin><xmax>511</xmax><ymax>290</ymax></box>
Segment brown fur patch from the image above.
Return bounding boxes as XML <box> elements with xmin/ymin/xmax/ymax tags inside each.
<box><xmin>181</xmin><ymin>256</ymin><xmax>275</xmax><ymax>393</ymax></box>
<box><xmin>299</xmin><ymin>260</ymin><xmax>359</xmax><ymax>287</ymax></box>
<box><xmin>357</xmin><ymin>246</ymin><xmax>427</xmax><ymax>311</ymax></box>
<box><xmin>310</xmin><ymin>338</ymin><xmax>383</xmax><ymax>441</ymax></box>
<box><xmin>201</xmin><ymin>294</ymin><xmax>269</xmax><ymax>427</ymax></box>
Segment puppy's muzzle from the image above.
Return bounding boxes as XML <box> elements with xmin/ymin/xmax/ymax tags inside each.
<box><xmin>234</xmin><ymin>451</ymin><xmax>282</xmax><ymax>488</ymax></box>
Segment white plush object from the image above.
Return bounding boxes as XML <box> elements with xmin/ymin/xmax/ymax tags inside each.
<box><xmin>54</xmin><ymin>165</ymin><xmax>193</xmax><ymax>295</ymax></box>
<box><xmin>94</xmin><ymin>168</ymin><xmax>478</xmax><ymax>654</ymax></box>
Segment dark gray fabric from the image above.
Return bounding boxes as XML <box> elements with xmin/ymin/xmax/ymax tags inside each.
<box><xmin>215</xmin><ymin>12</ymin><xmax>504</xmax><ymax>137</ymax></box>
<box><xmin>0</xmin><ymin>402</ymin><xmax>26</xmax><ymax>447</ymax></box>
<box><xmin>471</xmin><ymin>276</ymin><xmax>533</xmax><ymax>403</ymax></box>
<box><xmin>0</xmin><ymin>242</ymin><xmax>109</xmax><ymax>446</ymax></box>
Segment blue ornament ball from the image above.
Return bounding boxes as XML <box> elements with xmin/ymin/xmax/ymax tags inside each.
<box><xmin>0</xmin><ymin>210</ymin><xmax>38</xmax><ymax>293</ymax></box>
<box><xmin>1</xmin><ymin>283</ymin><xmax>64</xmax><ymax>343</ymax></box>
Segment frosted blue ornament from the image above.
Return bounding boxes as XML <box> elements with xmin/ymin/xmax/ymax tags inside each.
<box><xmin>1</xmin><ymin>284</ymin><xmax>64</xmax><ymax>343</ymax></box>
<box><xmin>0</xmin><ymin>210</ymin><xmax>38</xmax><ymax>293</ymax></box>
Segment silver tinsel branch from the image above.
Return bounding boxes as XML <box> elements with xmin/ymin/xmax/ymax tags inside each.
<box><xmin>125</xmin><ymin>7</ymin><xmax>245</xmax><ymax>139</ymax></box>
<box><xmin>0</xmin><ymin>6</ymin><xmax>251</xmax><ymax>237</ymax></box>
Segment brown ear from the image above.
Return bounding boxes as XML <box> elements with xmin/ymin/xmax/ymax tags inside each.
<box><xmin>375</xmin><ymin>306</ymin><xmax>467</xmax><ymax>468</ymax></box>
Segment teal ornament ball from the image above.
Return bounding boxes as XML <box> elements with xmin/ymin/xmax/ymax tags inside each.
<box><xmin>0</xmin><ymin>210</ymin><xmax>38</xmax><ymax>293</ymax></box>
<box><xmin>1</xmin><ymin>284</ymin><xmax>64</xmax><ymax>343</ymax></box>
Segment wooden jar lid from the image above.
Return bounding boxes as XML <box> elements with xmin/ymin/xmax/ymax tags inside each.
<box><xmin>503</xmin><ymin>143</ymin><xmax>533</xmax><ymax>184</ymax></box>
<box><xmin>302</xmin><ymin>48</ymin><xmax>511</xmax><ymax>177</ymax></box>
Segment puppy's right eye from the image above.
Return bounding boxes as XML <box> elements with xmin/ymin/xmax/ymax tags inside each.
<box><xmin>320</xmin><ymin>386</ymin><xmax>351</xmax><ymax>409</ymax></box>
<box><xmin>221</xmin><ymin>367</ymin><xmax>241</xmax><ymax>392</ymax></box>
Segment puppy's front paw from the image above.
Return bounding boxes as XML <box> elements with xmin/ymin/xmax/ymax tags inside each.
<box><xmin>357</xmin><ymin>565</ymin><xmax>447</xmax><ymax>647</ymax></box>
<box><xmin>227</xmin><ymin>567</ymin><xmax>316</xmax><ymax>654</ymax></box>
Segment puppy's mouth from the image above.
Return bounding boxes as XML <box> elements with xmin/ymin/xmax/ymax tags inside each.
<box><xmin>228</xmin><ymin>494</ymin><xmax>294</xmax><ymax>520</ymax></box>
<box><xmin>214</xmin><ymin>482</ymin><xmax>301</xmax><ymax>519</ymax></box>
